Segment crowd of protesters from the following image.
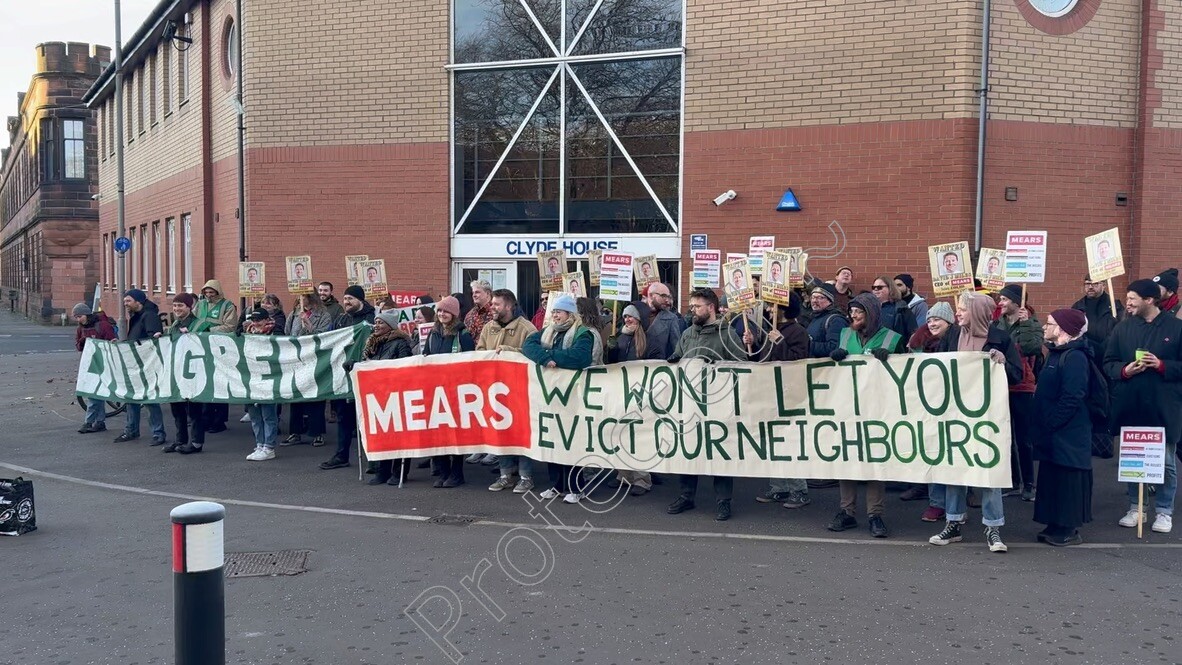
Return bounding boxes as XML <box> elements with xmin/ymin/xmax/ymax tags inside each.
<box><xmin>73</xmin><ymin>264</ymin><xmax>1182</xmax><ymax>549</ymax></box>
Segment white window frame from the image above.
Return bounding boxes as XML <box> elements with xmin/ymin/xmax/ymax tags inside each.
<box><xmin>1029</xmin><ymin>0</ymin><xmax>1079</xmax><ymax>17</ymax></box>
<box><xmin>449</xmin><ymin>0</ymin><xmax>685</xmax><ymax>237</ymax></box>
<box><xmin>140</xmin><ymin>225</ymin><xmax>149</xmax><ymax>289</ymax></box>
<box><xmin>181</xmin><ymin>213</ymin><xmax>192</xmax><ymax>292</ymax></box>
<box><xmin>152</xmin><ymin>221</ymin><xmax>162</xmax><ymax>292</ymax></box>
<box><xmin>166</xmin><ymin>217</ymin><xmax>177</xmax><ymax>294</ymax></box>
<box><xmin>102</xmin><ymin>233</ymin><xmax>109</xmax><ymax>287</ymax></box>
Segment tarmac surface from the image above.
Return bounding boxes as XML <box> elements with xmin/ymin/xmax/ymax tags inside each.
<box><xmin>1</xmin><ymin>308</ymin><xmax>1179</xmax><ymax>664</ymax></box>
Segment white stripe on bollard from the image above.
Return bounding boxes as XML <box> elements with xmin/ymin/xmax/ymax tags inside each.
<box><xmin>183</xmin><ymin>521</ymin><xmax>224</xmax><ymax>573</ymax></box>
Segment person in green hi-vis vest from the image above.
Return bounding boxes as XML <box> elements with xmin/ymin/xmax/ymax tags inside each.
<box><xmin>193</xmin><ymin>279</ymin><xmax>239</xmax><ymax>435</ymax></box>
<box><xmin>826</xmin><ymin>293</ymin><xmax>900</xmax><ymax>540</ymax></box>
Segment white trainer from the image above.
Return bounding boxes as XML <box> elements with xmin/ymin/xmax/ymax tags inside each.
<box><xmin>538</xmin><ymin>487</ymin><xmax>561</xmax><ymax>500</ymax></box>
<box><xmin>1118</xmin><ymin>508</ymin><xmax>1145</xmax><ymax>528</ymax></box>
<box><xmin>562</xmin><ymin>492</ymin><xmax>581</xmax><ymax>504</ymax></box>
<box><xmin>1152</xmin><ymin>514</ymin><xmax>1173</xmax><ymax>533</ymax></box>
<box><xmin>247</xmin><ymin>447</ymin><xmax>275</xmax><ymax>461</ymax></box>
<box><xmin>239</xmin><ymin>413</ymin><xmax>251</xmax><ymax>423</ymax></box>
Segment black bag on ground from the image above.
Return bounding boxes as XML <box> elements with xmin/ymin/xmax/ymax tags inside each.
<box><xmin>0</xmin><ymin>477</ymin><xmax>37</xmax><ymax>535</ymax></box>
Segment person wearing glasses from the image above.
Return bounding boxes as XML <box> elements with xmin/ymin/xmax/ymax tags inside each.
<box><xmin>870</xmin><ymin>276</ymin><xmax>917</xmax><ymax>350</ymax></box>
<box><xmin>1072</xmin><ymin>277</ymin><xmax>1122</xmax><ymax>360</ymax></box>
<box><xmin>643</xmin><ymin>282</ymin><xmax>683</xmax><ymax>360</ymax></box>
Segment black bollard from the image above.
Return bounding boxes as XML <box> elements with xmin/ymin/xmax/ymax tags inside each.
<box><xmin>170</xmin><ymin>501</ymin><xmax>226</xmax><ymax>665</ymax></box>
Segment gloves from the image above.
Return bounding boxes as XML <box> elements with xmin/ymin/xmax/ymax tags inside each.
<box><xmin>871</xmin><ymin>347</ymin><xmax>890</xmax><ymax>362</ymax></box>
<box><xmin>829</xmin><ymin>348</ymin><xmax>849</xmax><ymax>362</ymax></box>
<box><xmin>343</xmin><ymin>360</ymin><xmax>355</xmax><ymax>372</ymax></box>
<box><xmin>606</xmin><ymin>336</ymin><xmax>619</xmax><ymax>350</ymax></box>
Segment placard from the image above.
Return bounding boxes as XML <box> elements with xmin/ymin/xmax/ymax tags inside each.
<box><xmin>1085</xmin><ymin>227</ymin><xmax>1125</xmax><ymax>283</ymax></box>
<box><xmin>723</xmin><ymin>258</ymin><xmax>758</xmax><ymax>311</ymax></box>
<box><xmin>634</xmin><ymin>255</ymin><xmax>659</xmax><ymax>291</ymax></box>
<box><xmin>975</xmin><ymin>248</ymin><xmax>1007</xmax><ymax>293</ymax></box>
<box><xmin>1118</xmin><ymin>427</ymin><xmax>1166</xmax><ymax>484</ymax></box>
<box><xmin>748</xmin><ymin>236</ymin><xmax>775</xmax><ymax>276</ymax></box>
<box><xmin>690</xmin><ymin>250</ymin><xmax>721</xmax><ymax>289</ymax></box>
<box><xmin>760</xmin><ymin>250</ymin><xmax>793</xmax><ymax>306</ymax></box>
<box><xmin>417</xmin><ymin>322</ymin><xmax>433</xmax><ymax>347</ymax></box>
<box><xmin>726</xmin><ymin>252</ymin><xmax>747</xmax><ymax>264</ymax></box>
<box><xmin>928</xmin><ymin>242</ymin><xmax>973</xmax><ymax>298</ymax></box>
<box><xmin>239</xmin><ymin>261</ymin><xmax>266</xmax><ymax>295</ymax></box>
<box><xmin>359</xmin><ymin>259</ymin><xmax>388</xmax><ymax>299</ymax></box>
<box><xmin>599</xmin><ymin>251</ymin><xmax>634</xmax><ymax>302</ymax></box>
<box><xmin>286</xmin><ymin>256</ymin><xmax>314</xmax><ymax>294</ymax></box>
<box><xmin>538</xmin><ymin>249</ymin><xmax>567</xmax><ymax>291</ymax></box>
<box><xmin>345</xmin><ymin>255</ymin><xmax>369</xmax><ymax>287</ymax></box>
<box><xmin>777</xmin><ymin>247</ymin><xmax>808</xmax><ymax>288</ymax></box>
<box><xmin>562</xmin><ymin>271</ymin><xmax>587</xmax><ymax>298</ymax></box>
<box><xmin>1005</xmin><ymin>231</ymin><xmax>1048</xmax><ymax>283</ymax></box>
<box><xmin>588</xmin><ymin>249</ymin><xmax>603</xmax><ymax>287</ymax></box>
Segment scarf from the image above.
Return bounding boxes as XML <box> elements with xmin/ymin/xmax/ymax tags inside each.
<box><xmin>541</xmin><ymin>319</ymin><xmax>583</xmax><ymax>350</ymax></box>
<box><xmin>365</xmin><ymin>326</ymin><xmax>407</xmax><ymax>359</ymax></box>
<box><xmin>958</xmin><ymin>294</ymin><xmax>994</xmax><ymax>352</ymax></box>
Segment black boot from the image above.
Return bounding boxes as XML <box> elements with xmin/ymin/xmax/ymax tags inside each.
<box><xmin>367</xmin><ymin>460</ymin><xmax>393</xmax><ymax>485</ymax></box>
<box><xmin>715</xmin><ymin>500</ymin><xmax>732</xmax><ymax>521</ymax></box>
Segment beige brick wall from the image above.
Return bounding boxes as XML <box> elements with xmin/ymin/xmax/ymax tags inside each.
<box><xmin>97</xmin><ymin>5</ymin><xmax>206</xmax><ymax>200</ymax></box>
<box><xmin>210</xmin><ymin>0</ymin><xmax>244</xmax><ymax>162</ymax></box>
<box><xmin>685</xmin><ymin>0</ymin><xmax>982</xmax><ymax>131</ymax></box>
<box><xmin>243</xmin><ymin>0</ymin><xmax>449</xmax><ymax>147</ymax></box>
<box><xmin>990</xmin><ymin>0</ymin><xmax>1140</xmax><ymax>127</ymax></box>
<box><xmin>1156</xmin><ymin>0</ymin><xmax>1182</xmax><ymax>127</ymax></box>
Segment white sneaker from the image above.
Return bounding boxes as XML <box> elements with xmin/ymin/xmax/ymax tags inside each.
<box><xmin>239</xmin><ymin>413</ymin><xmax>251</xmax><ymax>423</ymax></box>
<box><xmin>1152</xmin><ymin>514</ymin><xmax>1173</xmax><ymax>533</ymax></box>
<box><xmin>246</xmin><ymin>447</ymin><xmax>275</xmax><ymax>461</ymax></box>
<box><xmin>539</xmin><ymin>487</ymin><xmax>561</xmax><ymax>500</ymax></box>
<box><xmin>562</xmin><ymin>492</ymin><xmax>581</xmax><ymax>504</ymax></box>
<box><xmin>1118</xmin><ymin>508</ymin><xmax>1145</xmax><ymax>528</ymax></box>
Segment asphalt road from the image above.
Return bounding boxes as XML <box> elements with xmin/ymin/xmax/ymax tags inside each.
<box><xmin>1</xmin><ymin>309</ymin><xmax>1179</xmax><ymax>664</ymax></box>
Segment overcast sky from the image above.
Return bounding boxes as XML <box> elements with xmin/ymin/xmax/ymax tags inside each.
<box><xmin>0</xmin><ymin>0</ymin><xmax>158</xmax><ymax>149</ymax></box>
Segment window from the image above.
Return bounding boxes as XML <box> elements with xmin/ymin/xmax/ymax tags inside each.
<box><xmin>137</xmin><ymin>71</ymin><xmax>145</xmax><ymax>134</ymax></box>
<box><xmin>149</xmin><ymin>54</ymin><xmax>158</xmax><ymax>125</ymax></box>
<box><xmin>178</xmin><ymin>41</ymin><xmax>190</xmax><ymax>102</ymax></box>
<box><xmin>181</xmin><ymin>213</ymin><xmax>192</xmax><ymax>291</ymax></box>
<box><xmin>452</xmin><ymin>0</ymin><xmax>683</xmax><ymax>236</ymax></box>
<box><xmin>109</xmin><ymin>233</ymin><xmax>116</xmax><ymax>290</ymax></box>
<box><xmin>126</xmin><ymin>79</ymin><xmax>133</xmax><ymax>142</ymax></box>
<box><xmin>130</xmin><ymin>227</ymin><xmax>138</xmax><ymax>288</ymax></box>
<box><xmin>166</xmin><ymin>217</ymin><xmax>177</xmax><ymax>293</ymax></box>
<box><xmin>40</xmin><ymin>119</ymin><xmax>56</xmax><ymax>180</ymax></box>
<box><xmin>161</xmin><ymin>43</ymin><xmax>172</xmax><ymax>113</ymax></box>
<box><xmin>153</xmin><ymin>221</ymin><xmax>162</xmax><ymax>292</ymax></box>
<box><xmin>99</xmin><ymin>106</ymin><xmax>106</xmax><ymax>161</ymax></box>
<box><xmin>63</xmin><ymin>120</ymin><xmax>85</xmax><ymax>179</ymax></box>
<box><xmin>102</xmin><ymin>233</ymin><xmax>109</xmax><ymax>287</ymax></box>
<box><xmin>224</xmin><ymin>19</ymin><xmax>239</xmax><ymax>79</ymax></box>
<box><xmin>107</xmin><ymin>99</ymin><xmax>114</xmax><ymax>156</ymax></box>
<box><xmin>1029</xmin><ymin>0</ymin><xmax>1078</xmax><ymax>16</ymax></box>
<box><xmin>140</xmin><ymin>225</ymin><xmax>149</xmax><ymax>289</ymax></box>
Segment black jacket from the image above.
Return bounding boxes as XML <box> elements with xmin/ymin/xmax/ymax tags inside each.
<box><xmin>748</xmin><ymin>320</ymin><xmax>810</xmax><ymax>362</ymax></box>
<box><xmin>880</xmin><ymin>300</ymin><xmax>918</xmax><ymax>351</ymax></box>
<box><xmin>424</xmin><ymin>322</ymin><xmax>475</xmax><ymax>355</ymax></box>
<box><xmin>333</xmin><ymin>301</ymin><xmax>375</xmax><ymax>329</ymax></box>
<box><xmin>1072</xmin><ymin>293</ymin><xmax>1122</xmax><ymax>360</ymax></box>
<box><xmin>936</xmin><ymin>325</ymin><xmax>1023</xmax><ymax>386</ymax></box>
<box><xmin>1103</xmin><ymin>312</ymin><xmax>1182</xmax><ymax>442</ymax></box>
<box><xmin>1032</xmin><ymin>337</ymin><xmax>1093</xmax><ymax>469</ymax></box>
<box><xmin>125</xmin><ymin>300</ymin><xmax>163</xmax><ymax>341</ymax></box>
<box><xmin>367</xmin><ymin>335</ymin><xmax>414</xmax><ymax>361</ymax></box>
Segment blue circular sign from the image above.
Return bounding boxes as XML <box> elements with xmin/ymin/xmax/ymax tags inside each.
<box><xmin>114</xmin><ymin>236</ymin><xmax>132</xmax><ymax>254</ymax></box>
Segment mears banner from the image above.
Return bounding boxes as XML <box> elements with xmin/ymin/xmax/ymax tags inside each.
<box><xmin>75</xmin><ymin>325</ymin><xmax>370</xmax><ymax>404</ymax></box>
<box><xmin>354</xmin><ymin>352</ymin><xmax>1013</xmax><ymax>487</ymax></box>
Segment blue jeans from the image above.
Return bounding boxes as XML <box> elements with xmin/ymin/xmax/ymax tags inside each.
<box><xmin>946</xmin><ymin>486</ymin><xmax>1005</xmax><ymax>527</ymax></box>
<box><xmin>499</xmin><ymin>455</ymin><xmax>533</xmax><ymax>480</ymax></box>
<box><xmin>1127</xmin><ymin>443</ymin><xmax>1177</xmax><ymax>516</ymax></box>
<box><xmin>246</xmin><ymin>404</ymin><xmax>279</xmax><ymax>449</ymax></box>
<box><xmin>769</xmin><ymin>478</ymin><xmax>808</xmax><ymax>495</ymax></box>
<box><xmin>929</xmin><ymin>484</ymin><xmax>946</xmax><ymax>510</ymax></box>
<box><xmin>85</xmin><ymin>398</ymin><xmax>106</xmax><ymax>426</ymax></box>
<box><xmin>125</xmin><ymin>403</ymin><xmax>165</xmax><ymax>440</ymax></box>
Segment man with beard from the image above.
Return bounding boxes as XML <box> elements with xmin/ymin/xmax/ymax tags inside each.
<box><xmin>666</xmin><ymin>288</ymin><xmax>747</xmax><ymax>521</ymax></box>
<box><xmin>113</xmin><ymin>289</ymin><xmax>168</xmax><ymax>444</ymax></box>
<box><xmin>644</xmin><ymin>282</ymin><xmax>684</xmax><ymax>360</ymax></box>
<box><xmin>827</xmin><ymin>293</ymin><xmax>900</xmax><ymax>538</ymax></box>
<box><xmin>1105</xmin><ymin>279</ymin><xmax>1182</xmax><ymax>534</ymax></box>
<box><xmin>480</xmin><ymin>289</ymin><xmax>541</xmax><ymax>492</ymax></box>
<box><xmin>318</xmin><ymin>281</ymin><xmax>346</xmax><ymax>321</ymax></box>
<box><xmin>1072</xmin><ymin>277</ymin><xmax>1122</xmax><ymax>359</ymax></box>
<box><xmin>321</xmin><ymin>285</ymin><xmax>376</xmax><ymax>470</ymax></box>
<box><xmin>806</xmin><ymin>283</ymin><xmax>848</xmax><ymax>358</ymax></box>
<box><xmin>894</xmin><ymin>273</ymin><xmax>929</xmax><ymax>324</ymax></box>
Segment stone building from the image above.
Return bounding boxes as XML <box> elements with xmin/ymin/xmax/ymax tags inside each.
<box><xmin>1</xmin><ymin>42</ymin><xmax>108</xmax><ymax>323</ymax></box>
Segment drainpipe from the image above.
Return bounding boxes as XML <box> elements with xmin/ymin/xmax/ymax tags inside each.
<box><xmin>973</xmin><ymin>0</ymin><xmax>992</xmax><ymax>252</ymax></box>
<box><xmin>236</xmin><ymin>0</ymin><xmax>246</xmax><ymax>316</ymax></box>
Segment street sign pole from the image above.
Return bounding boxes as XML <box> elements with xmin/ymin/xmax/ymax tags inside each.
<box><xmin>113</xmin><ymin>0</ymin><xmax>128</xmax><ymax>336</ymax></box>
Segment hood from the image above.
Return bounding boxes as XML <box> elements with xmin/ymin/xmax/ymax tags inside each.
<box><xmin>353</xmin><ymin>300</ymin><xmax>375</xmax><ymax>316</ymax></box>
<box><xmin>849</xmin><ymin>293</ymin><xmax>882</xmax><ymax>338</ymax></box>
<box><xmin>1049</xmin><ymin>335</ymin><xmax>1091</xmax><ymax>355</ymax></box>
<box><xmin>963</xmin><ymin>293</ymin><xmax>994</xmax><ymax>339</ymax></box>
<box><xmin>201</xmin><ymin>279</ymin><xmax>224</xmax><ymax>297</ymax></box>
<box><xmin>138</xmin><ymin>298</ymin><xmax>160</xmax><ymax>315</ymax></box>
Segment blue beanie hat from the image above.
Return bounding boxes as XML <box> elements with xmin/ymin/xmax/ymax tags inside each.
<box><xmin>551</xmin><ymin>293</ymin><xmax>577</xmax><ymax>313</ymax></box>
<box><xmin>124</xmin><ymin>288</ymin><xmax>148</xmax><ymax>303</ymax></box>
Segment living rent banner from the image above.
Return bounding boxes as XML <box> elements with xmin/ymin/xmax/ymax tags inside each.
<box><xmin>354</xmin><ymin>352</ymin><xmax>1013</xmax><ymax>487</ymax></box>
<box><xmin>75</xmin><ymin>325</ymin><xmax>370</xmax><ymax>404</ymax></box>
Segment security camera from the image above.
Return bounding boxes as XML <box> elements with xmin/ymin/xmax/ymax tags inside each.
<box><xmin>90</xmin><ymin>194</ymin><xmax>100</xmax><ymax>200</ymax></box>
<box><xmin>713</xmin><ymin>190</ymin><xmax>737</xmax><ymax>206</ymax></box>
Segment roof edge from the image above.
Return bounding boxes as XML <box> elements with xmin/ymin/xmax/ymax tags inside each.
<box><xmin>82</xmin><ymin>0</ymin><xmax>199</xmax><ymax>107</ymax></box>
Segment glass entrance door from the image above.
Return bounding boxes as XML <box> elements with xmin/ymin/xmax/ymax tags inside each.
<box><xmin>452</xmin><ymin>261</ymin><xmax>517</xmax><ymax>300</ymax></box>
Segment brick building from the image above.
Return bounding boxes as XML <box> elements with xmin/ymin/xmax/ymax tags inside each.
<box><xmin>85</xmin><ymin>0</ymin><xmax>1181</xmax><ymax>317</ymax></box>
<box><xmin>1</xmin><ymin>42</ymin><xmax>109</xmax><ymax>323</ymax></box>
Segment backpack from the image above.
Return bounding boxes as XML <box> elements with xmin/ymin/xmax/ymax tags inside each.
<box><xmin>1070</xmin><ymin>349</ymin><xmax>1110</xmax><ymax>434</ymax></box>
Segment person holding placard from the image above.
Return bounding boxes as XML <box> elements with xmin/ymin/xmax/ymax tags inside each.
<box><xmin>995</xmin><ymin>284</ymin><xmax>1042</xmax><ymax>500</ymax></box>
<box><xmin>1105</xmin><ymin>279</ymin><xmax>1182</xmax><ymax>534</ymax></box>
<box><xmin>283</xmin><ymin>293</ymin><xmax>332</xmax><ymax>448</ymax></box>
<box><xmin>1072</xmin><ymin>277</ymin><xmax>1122</xmax><ymax>360</ymax></box>
<box><xmin>320</xmin><ymin>285</ymin><xmax>376</xmax><ymax>472</ymax></box>
<box><xmin>1030</xmin><ymin>309</ymin><xmax>1094</xmax><ymax>546</ymax></box>
<box><xmin>806</xmin><ymin>283</ymin><xmax>848</xmax><ymax>359</ymax></box>
<box><xmin>318</xmin><ymin>281</ymin><xmax>345</xmax><ymax>321</ymax></box>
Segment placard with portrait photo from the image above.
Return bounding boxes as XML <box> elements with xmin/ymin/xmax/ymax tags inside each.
<box><xmin>286</xmin><ymin>256</ymin><xmax>314</xmax><ymax>294</ymax></box>
<box><xmin>239</xmin><ymin>261</ymin><xmax>266</xmax><ymax>295</ymax></box>
<box><xmin>760</xmin><ymin>250</ymin><xmax>793</xmax><ymax>306</ymax></box>
<box><xmin>538</xmin><ymin>250</ymin><xmax>567</xmax><ymax>291</ymax></box>
<box><xmin>562</xmin><ymin>271</ymin><xmax>587</xmax><ymax>299</ymax></box>
<box><xmin>633</xmin><ymin>255</ymin><xmax>659</xmax><ymax>291</ymax></box>
<box><xmin>360</xmin><ymin>259</ymin><xmax>388</xmax><ymax>299</ymax></box>
<box><xmin>345</xmin><ymin>255</ymin><xmax>369</xmax><ymax>287</ymax></box>
<box><xmin>928</xmin><ymin>242</ymin><xmax>972</xmax><ymax>297</ymax></box>
<box><xmin>588</xmin><ymin>250</ymin><xmax>603</xmax><ymax>287</ymax></box>
<box><xmin>722</xmin><ymin>258</ymin><xmax>757</xmax><ymax>311</ymax></box>
<box><xmin>975</xmin><ymin>248</ymin><xmax>1007</xmax><ymax>293</ymax></box>
<box><xmin>1084</xmin><ymin>227</ymin><xmax>1125</xmax><ymax>282</ymax></box>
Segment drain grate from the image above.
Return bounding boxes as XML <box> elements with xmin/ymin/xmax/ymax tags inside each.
<box><xmin>426</xmin><ymin>513</ymin><xmax>482</xmax><ymax>526</ymax></box>
<box><xmin>224</xmin><ymin>549</ymin><xmax>311</xmax><ymax>578</ymax></box>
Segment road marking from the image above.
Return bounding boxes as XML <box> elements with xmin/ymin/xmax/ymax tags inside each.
<box><xmin>3</xmin><ymin>461</ymin><xmax>1180</xmax><ymax>549</ymax></box>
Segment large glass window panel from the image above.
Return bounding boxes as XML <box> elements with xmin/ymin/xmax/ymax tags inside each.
<box><xmin>570</xmin><ymin>0</ymin><xmax>681</xmax><ymax>56</ymax></box>
<box><xmin>455</xmin><ymin>0</ymin><xmax>560</xmax><ymax>63</ymax></box>
<box><xmin>456</xmin><ymin>67</ymin><xmax>561</xmax><ymax>234</ymax></box>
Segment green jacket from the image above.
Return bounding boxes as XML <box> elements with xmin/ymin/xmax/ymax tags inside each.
<box><xmin>192</xmin><ymin>298</ymin><xmax>237</xmax><ymax>333</ymax></box>
<box><xmin>838</xmin><ymin>326</ymin><xmax>901</xmax><ymax>354</ymax></box>
<box><xmin>995</xmin><ymin>314</ymin><xmax>1042</xmax><ymax>356</ymax></box>
<box><xmin>169</xmin><ymin>314</ymin><xmax>197</xmax><ymax>336</ymax></box>
<box><xmin>670</xmin><ymin>319</ymin><xmax>746</xmax><ymax>362</ymax></box>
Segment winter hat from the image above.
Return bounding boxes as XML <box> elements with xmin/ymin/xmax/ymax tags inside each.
<box><xmin>894</xmin><ymin>274</ymin><xmax>915</xmax><ymax>290</ymax></box>
<box><xmin>375</xmin><ymin>309</ymin><xmax>400</xmax><ymax>329</ymax></box>
<box><xmin>810</xmin><ymin>282</ymin><xmax>837</xmax><ymax>303</ymax></box>
<box><xmin>1153</xmin><ymin>268</ymin><xmax>1179</xmax><ymax>294</ymax></box>
<box><xmin>551</xmin><ymin>293</ymin><xmax>577</xmax><ymax>314</ymax></box>
<box><xmin>997</xmin><ymin>284</ymin><xmax>1023</xmax><ymax>304</ymax></box>
<box><xmin>437</xmin><ymin>295</ymin><xmax>461</xmax><ymax>318</ymax></box>
<box><xmin>344</xmin><ymin>285</ymin><xmax>366</xmax><ymax>301</ymax></box>
<box><xmin>247</xmin><ymin>308</ymin><xmax>270</xmax><ymax>322</ymax></box>
<box><xmin>124</xmin><ymin>288</ymin><xmax>147</xmax><ymax>303</ymax></box>
<box><xmin>72</xmin><ymin>302</ymin><xmax>92</xmax><ymax>317</ymax></box>
<box><xmin>172</xmin><ymin>292</ymin><xmax>197</xmax><ymax>309</ymax></box>
<box><xmin>1050</xmin><ymin>308</ymin><xmax>1087</xmax><ymax>338</ymax></box>
<box><xmin>835</xmin><ymin>266</ymin><xmax>854</xmax><ymax>279</ymax></box>
<box><xmin>784</xmin><ymin>291</ymin><xmax>803</xmax><ymax>320</ymax></box>
<box><xmin>622</xmin><ymin>304</ymin><xmax>641</xmax><ymax>321</ymax></box>
<box><xmin>1128</xmin><ymin>279</ymin><xmax>1160</xmax><ymax>300</ymax></box>
<box><xmin>928</xmin><ymin>301</ymin><xmax>955</xmax><ymax>325</ymax></box>
<box><xmin>849</xmin><ymin>293</ymin><xmax>883</xmax><ymax>336</ymax></box>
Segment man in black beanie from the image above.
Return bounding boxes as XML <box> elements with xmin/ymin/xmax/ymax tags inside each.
<box><xmin>894</xmin><ymin>273</ymin><xmax>929</xmax><ymax>324</ymax></box>
<box><xmin>1153</xmin><ymin>268</ymin><xmax>1179</xmax><ymax>317</ymax></box>
<box><xmin>1104</xmin><ymin>278</ymin><xmax>1182</xmax><ymax>534</ymax></box>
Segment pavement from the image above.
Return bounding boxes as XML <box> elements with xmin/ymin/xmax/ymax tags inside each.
<box><xmin>1</xmin><ymin>308</ymin><xmax>1180</xmax><ymax>664</ymax></box>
